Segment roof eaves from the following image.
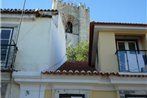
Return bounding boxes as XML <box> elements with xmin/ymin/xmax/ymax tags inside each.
<box><xmin>0</xmin><ymin>8</ymin><xmax>58</xmax><ymax>18</ymax></box>
<box><xmin>42</xmin><ymin>71</ymin><xmax>147</xmax><ymax>77</ymax></box>
<box><xmin>91</xmin><ymin>21</ymin><xmax>147</xmax><ymax>27</ymax></box>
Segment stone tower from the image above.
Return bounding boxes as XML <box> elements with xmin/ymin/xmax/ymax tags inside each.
<box><xmin>52</xmin><ymin>0</ymin><xmax>90</xmax><ymax>46</ymax></box>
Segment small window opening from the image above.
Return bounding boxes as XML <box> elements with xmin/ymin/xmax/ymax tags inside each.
<box><xmin>65</xmin><ymin>21</ymin><xmax>72</xmax><ymax>33</ymax></box>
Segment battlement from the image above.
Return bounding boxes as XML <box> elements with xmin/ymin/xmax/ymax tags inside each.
<box><xmin>52</xmin><ymin>0</ymin><xmax>90</xmax><ymax>46</ymax></box>
<box><xmin>59</xmin><ymin>0</ymin><xmax>89</xmax><ymax>11</ymax></box>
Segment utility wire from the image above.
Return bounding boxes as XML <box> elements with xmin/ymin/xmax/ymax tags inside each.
<box><xmin>9</xmin><ymin>0</ymin><xmax>27</xmax><ymax>98</ymax></box>
<box><xmin>16</xmin><ymin>0</ymin><xmax>27</xmax><ymax>45</ymax></box>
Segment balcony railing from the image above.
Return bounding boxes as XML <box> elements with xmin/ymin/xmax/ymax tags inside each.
<box><xmin>116</xmin><ymin>50</ymin><xmax>147</xmax><ymax>73</ymax></box>
<box><xmin>1</xmin><ymin>44</ymin><xmax>18</xmax><ymax>71</ymax></box>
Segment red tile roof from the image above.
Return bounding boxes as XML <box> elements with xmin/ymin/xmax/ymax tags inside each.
<box><xmin>0</xmin><ymin>8</ymin><xmax>58</xmax><ymax>17</ymax></box>
<box><xmin>42</xmin><ymin>61</ymin><xmax>147</xmax><ymax>77</ymax></box>
<box><xmin>43</xmin><ymin>70</ymin><xmax>147</xmax><ymax>77</ymax></box>
<box><xmin>57</xmin><ymin>61</ymin><xmax>96</xmax><ymax>71</ymax></box>
<box><xmin>90</xmin><ymin>21</ymin><xmax>147</xmax><ymax>27</ymax></box>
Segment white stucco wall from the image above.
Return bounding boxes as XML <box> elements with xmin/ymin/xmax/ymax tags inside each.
<box><xmin>1</xmin><ymin>12</ymin><xmax>67</xmax><ymax>98</ymax></box>
<box><xmin>47</xmin><ymin>14</ymin><xmax>67</xmax><ymax>71</ymax></box>
<box><xmin>1</xmin><ymin>13</ymin><xmax>66</xmax><ymax>71</ymax></box>
<box><xmin>14</xmin><ymin>18</ymin><xmax>52</xmax><ymax>71</ymax></box>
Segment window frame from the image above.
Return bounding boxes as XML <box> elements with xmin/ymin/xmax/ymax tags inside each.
<box><xmin>125</xmin><ymin>95</ymin><xmax>147</xmax><ymax>98</ymax></box>
<box><xmin>59</xmin><ymin>94</ymin><xmax>85</xmax><ymax>98</ymax></box>
<box><xmin>116</xmin><ymin>39</ymin><xmax>139</xmax><ymax>51</ymax></box>
<box><xmin>0</xmin><ymin>27</ymin><xmax>14</xmax><ymax>66</ymax></box>
<box><xmin>1</xmin><ymin>27</ymin><xmax>14</xmax><ymax>45</ymax></box>
<box><xmin>65</xmin><ymin>21</ymin><xmax>73</xmax><ymax>33</ymax></box>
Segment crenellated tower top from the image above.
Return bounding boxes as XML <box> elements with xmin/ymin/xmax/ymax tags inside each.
<box><xmin>52</xmin><ymin>0</ymin><xmax>90</xmax><ymax>46</ymax></box>
<box><xmin>52</xmin><ymin>0</ymin><xmax>89</xmax><ymax>11</ymax></box>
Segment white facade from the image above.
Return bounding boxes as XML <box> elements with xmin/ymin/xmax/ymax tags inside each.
<box><xmin>1</xmin><ymin>9</ymin><xmax>67</xmax><ymax>98</ymax></box>
<box><xmin>15</xmin><ymin>15</ymin><xmax>66</xmax><ymax>71</ymax></box>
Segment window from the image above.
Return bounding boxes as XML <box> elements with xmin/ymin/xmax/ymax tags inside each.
<box><xmin>55</xmin><ymin>89</ymin><xmax>88</xmax><ymax>98</ymax></box>
<box><xmin>117</xmin><ymin>41</ymin><xmax>138</xmax><ymax>54</ymax></box>
<box><xmin>117</xmin><ymin>41</ymin><xmax>138</xmax><ymax>51</ymax></box>
<box><xmin>125</xmin><ymin>95</ymin><xmax>147</xmax><ymax>98</ymax></box>
<box><xmin>0</xmin><ymin>28</ymin><xmax>14</xmax><ymax>64</ymax></box>
<box><xmin>116</xmin><ymin>39</ymin><xmax>147</xmax><ymax>72</ymax></box>
<box><xmin>65</xmin><ymin>21</ymin><xmax>73</xmax><ymax>33</ymax></box>
<box><xmin>60</xmin><ymin>94</ymin><xmax>85</xmax><ymax>98</ymax></box>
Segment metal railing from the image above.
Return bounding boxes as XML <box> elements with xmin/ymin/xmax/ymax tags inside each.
<box><xmin>1</xmin><ymin>44</ymin><xmax>18</xmax><ymax>70</ymax></box>
<box><xmin>116</xmin><ymin>50</ymin><xmax>147</xmax><ymax>73</ymax></box>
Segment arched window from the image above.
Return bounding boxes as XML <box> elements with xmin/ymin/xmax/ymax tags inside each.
<box><xmin>65</xmin><ymin>21</ymin><xmax>72</xmax><ymax>33</ymax></box>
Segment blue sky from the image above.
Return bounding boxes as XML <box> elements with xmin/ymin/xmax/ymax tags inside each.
<box><xmin>1</xmin><ymin>0</ymin><xmax>147</xmax><ymax>23</ymax></box>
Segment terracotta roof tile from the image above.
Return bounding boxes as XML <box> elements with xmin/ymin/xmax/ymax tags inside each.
<box><xmin>42</xmin><ymin>70</ymin><xmax>147</xmax><ymax>77</ymax></box>
<box><xmin>42</xmin><ymin>61</ymin><xmax>147</xmax><ymax>77</ymax></box>
<box><xmin>90</xmin><ymin>21</ymin><xmax>147</xmax><ymax>27</ymax></box>
<box><xmin>0</xmin><ymin>8</ymin><xmax>58</xmax><ymax>17</ymax></box>
<box><xmin>57</xmin><ymin>61</ymin><xmax>96</xmax><ymax>71</ymax></box>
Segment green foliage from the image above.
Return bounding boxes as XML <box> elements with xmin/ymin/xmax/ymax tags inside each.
<box><xmin>66</xmin><ymin>42</ymin><xmax>89</xmax><ymax>61</ymax></box>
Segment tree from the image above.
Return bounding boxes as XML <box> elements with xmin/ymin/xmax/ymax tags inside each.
<box><xmin>66</xmin><ymin>41</ymin><xmax>88</xmax><ymax>61</ymax></box>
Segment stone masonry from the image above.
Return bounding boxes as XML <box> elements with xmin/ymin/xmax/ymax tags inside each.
<box><xmin>52</xmin><ymin>0</ymin><xmax>90</xmax><ymax>46</ymax></box>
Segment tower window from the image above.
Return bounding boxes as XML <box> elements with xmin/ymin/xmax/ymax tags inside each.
<box><xmin>65</xmin><ymin>21</ymin><xmax>72</xmax><ymax>33</ymax></box>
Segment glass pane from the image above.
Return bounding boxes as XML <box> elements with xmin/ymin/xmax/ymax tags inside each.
<box><xmin>1</xmin><ymin>55</ymin><xmax>6</xmax><ymax>61</ymax></box>
<box><xmin>143</xmin><ymin>55</ymin><xmax>147</xmax><ymax>65</ymax></box>
<box><xmin>128</xmin><ymin>42</ymin><xmax>136</xmax><ymax>54</ymax></box>
<box><xmin>126</xmin><ymin>95</ymin><xmax>147</xmax><ymax>98</ymax></box>
<box><xmin>128</xmin><ymin>42</ymin><xmax>136</xmax><ymax>50</ymax></box>
<box><xmin>1</xmin><ymin>29</ymin><xmax>11</xmax><ymax>39</ymax></box>
<box><xmin>60</xmin><ymin>94</ymin><xmax>84</xmax><ymax>98</ymax></box>
<box><xmin>1</xmin><ymin>49</ymin><xmax>7</xmax><ymax>55</ymax></box>
<box><xmin>1</xmin><ymin>45</ymin><xmax>9</xmax><ymax>62</ymax></box>
<box><xmin>127</xmin><ymin>52</ymin><xmax>139</xmax><ymax>72</ymax></box>
<box><xmin>1</xmin><ymin>48</ymin><xmax>8</xmax><ymax>61</ymax></box>
<box><xmin>118</xmin><ymin>42</ymin><xmax>125</xmax><ymax>50</ymax></box>
<box><xmin>1</xmin><ymin>46</ymin><xmax>8</xmax><ymax>49</ymax></box>
<box><xmin>1</xmin><ymin>40</ymin><xmax>9</xmax><ymax>45</ymax></box>
<box><xmin>118</xmin><ymin>51</ymin><xmax>128</xmax><ymax>72</ymax></box>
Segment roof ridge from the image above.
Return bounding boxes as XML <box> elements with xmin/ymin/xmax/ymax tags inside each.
<box><xmin>0</xmin><ymin>8</ymin><xmax>58</xmax><ymax>17</ymax></box>
<box><xmin>0</xmin><ymin>8</ymin><xmax>58</xmax><ymax>11</ymax></box>
<box><xmin>90</xmin><ymin>21</ymin><xmax>147</xmax><ymax>25</ymax></box>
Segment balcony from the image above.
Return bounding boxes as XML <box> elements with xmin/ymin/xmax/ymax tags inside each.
<box><xmin>1</xmin><ymin>44</ymin><xmax>18</xmax><ymax>71</ymax></box>
<box><xmin>116</xmin><ymin>50</ymin><xmax>147</xmax><ymax>73</ymax></box>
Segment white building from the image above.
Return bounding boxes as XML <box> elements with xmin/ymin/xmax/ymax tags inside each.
<box><xmin>1</xmin><ymin>9</ymin><xmax>66</xmax><ymax>98</ymax></box>
<box><xmin>2</xmin><ymin>1</ymin><xmax>147</xmax><ymax>98</ymax></box>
